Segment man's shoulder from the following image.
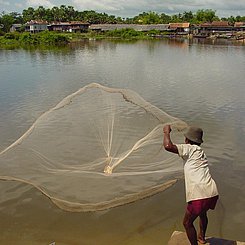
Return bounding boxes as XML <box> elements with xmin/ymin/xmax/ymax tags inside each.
<box><xmin>176</xmin><ymin>143</ymin><xmax>191</xmax><ymax>157</ymax></box>
<box><xmin>176</xmin><ymin>144</ymin><xmax>204</xmax><ymax>156</ymax></box>
<box><xmin>176</xmin><ymin>143</ymin><xmax>194</xmax><ymax>150</ymax></box>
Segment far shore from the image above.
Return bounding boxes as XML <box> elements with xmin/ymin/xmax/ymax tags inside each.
<box><xmin>0</xmin><ymin>30</ymin><xmax>244</xmax><ymax>49</ymax></box>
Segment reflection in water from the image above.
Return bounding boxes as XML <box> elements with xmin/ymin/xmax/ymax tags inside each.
<box><xmin>190</xmin><ymin>37</ymin><xmax>245</xmax><ymax>46</ymax></box>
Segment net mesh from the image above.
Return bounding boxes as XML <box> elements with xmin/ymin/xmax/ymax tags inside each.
<box><xmin>0</xmin><ymin>83</ymin><xmax>187</xmax><ymax>212</ymax></box>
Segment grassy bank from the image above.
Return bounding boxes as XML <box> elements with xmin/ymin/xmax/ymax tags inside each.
<box><xmin>0</xmin><ymin>29</ymin><xmax>168</xmax><ymax>48</ymax></box>
<box><xmin>0</xmin><ymin>31</ymin><xmax>69</xmax><ymax>47</ymax></box>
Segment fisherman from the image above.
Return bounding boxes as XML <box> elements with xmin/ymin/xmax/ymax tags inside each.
<box><xmin>163</xmin><ymin>125</ymin><xmax>219</xmax><ymax>245</ymax></box>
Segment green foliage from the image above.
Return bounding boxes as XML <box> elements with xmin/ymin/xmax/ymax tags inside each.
<box><xmin>182</xmin><ymin>11</ymin><xmax>194</xmax><ymax>22</ymax></box>
<box><xmin>19</xmin><ymin>32</ymin><xmax>39</xmax><ymax>44</ymax></box>
<box><xmin>195</xmin><ymin>9</ymin><xmax>219</xmax><ymax>23</ymax></box>
<box><xmin>105</xmin><ymin>28</ymin><xmax>144</xmax><ymax>39</ymax></box>
<box><xmin>147</xmin><ymin>29</ymin><xmax>162</xmax><ymax>36</ymax></box>
<box><xmin>221</xmin><ymin>15</ymin><xmax>245</xmax><ymax>22</ymax></box>
<box><xmin>37</xmin><ymin>31</ymin><xmax>68</xmax><ymax>44</ymax></box>
<box><xmin>0</xmin><ymin>35</ymin><xmax>19</xmax><ymax>47</ymax></box>
<box><xmin>0</xmin><ymin>12</ymin><xmax>23</xmax><ymax>32</ymax></box>
<box><xmin>0</xmin><ymin>13</ymin><xmax>15</xmax><ymax>32</ymax></box>
<box><xmin>160</xmin><ymin>13</ymin><xmax>172</xmax><ymax>24</ymax></box>
<box><xmin>129</xmin><ymin>9</ymin><xmax>222</xmax><ymax>24</ymax></box>
<box><xmin>133</xmin><ymin>11</ymin><xmax>161</xmax><ymax>24</ymax></box>
<box><xmin>22</xmin><ymin>7</ymin><xmax>35</xmax><ymax>22</ymax></box>
<box><xmin>21</xmin><ymin>6</ymin><xmax>119</xmax><ymax>24</ymax></box>
<box><xmin>4</xmin><ymin>32</ymin><xmax>20</xmax><ymax>39</ymax></box>
<box><xmin>132</xmin><ymin>11</ymin><xmax>175</xmax><ymax>24</ymax></box>
<box><xmin>0</xmin><ymin>31</ymin><xmax>69</xmax><ymax>46</ymax></box>
<box><xmin>170</xmin><ymin>14</ymin><xmax>182</xmax><ymax>23</ymax></box>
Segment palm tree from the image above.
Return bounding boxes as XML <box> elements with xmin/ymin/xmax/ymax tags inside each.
<box><xmin>51</xmin><ymin>6</ymin><xmax>61</xmax><ymax>22</ymax></box>
<box><xmin>22</xmin><ymin>7</ymin><xmax>35</xmax><ymax>22</ymax></box>
<box><xmin>35</xmin><ymin>6</ymin><xmax>46</xmax><ymax>20</ymax></box>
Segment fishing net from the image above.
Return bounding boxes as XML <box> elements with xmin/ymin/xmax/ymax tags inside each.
<box><xmin>0</xmin><ymin>83</ymin><xmax>187</xmax><ymax>212</ymax></box>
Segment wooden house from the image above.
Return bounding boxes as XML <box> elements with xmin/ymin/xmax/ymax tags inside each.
<box><xmin>89</xmin><ymin>24</ymin><xmax>169</xmax><ymax>32</ymax></box>
<box><xmin>234</xmin><ymin>22</ymin><xmax>245</xmax><ymax>31</ymax></box>
<box><xmin>196</xmin><ymin>21</ymin><xmax>233</xmax><ymax>37</ymax></box>
<box><xmin>10</xmin><ymin>24</ymin><xmax>22</xmax><ymax>32</ymax></box>
<box><xmin>169</xmin><ymin>23</ymin><xmax>190</xmax><ymax>34</ymax></box>
<box><xmin>47</xmin><ymin>22</ymin><xmax>89</xmax><ymax>33</ymax></box>
<box><xmin>25</xmin><ymin>20</ymin><xmax>48</xmax><ymax>33</ymax></box>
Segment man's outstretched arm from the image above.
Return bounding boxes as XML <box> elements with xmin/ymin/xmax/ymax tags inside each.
<box><xmin>163</xmin><ymin>125</ymin><xmax>179</xmax><ymax>154</ymax></box>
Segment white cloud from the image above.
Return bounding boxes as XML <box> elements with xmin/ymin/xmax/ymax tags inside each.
<box><xmin>25</xmin><ymin>0</ymin><xmax>54</xmax><ymax>8</ymax></box>
<box><xmin>15</xmin><ymin>3</ymin><xmax>23</xmax><ymax>8</ymax></box>
<box><xmin>71</xmin><ymin>0</ymin><xmax>245</xmax><ymax>17</ymax></box>
<box><xmin>0</xmin><ymin>0</ymin><xmax>10</xmax><ymax>6</ymax></box>
<box><xmin>72</xmin><ymin>0</ymin><xmax>125</xmax><ymax>12</ymax></box>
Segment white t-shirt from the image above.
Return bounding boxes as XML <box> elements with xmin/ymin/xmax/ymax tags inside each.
<box><xmin>176</xmin><ymin>144</ymin><xmax>218</xmax><ymax>202</ymax></box>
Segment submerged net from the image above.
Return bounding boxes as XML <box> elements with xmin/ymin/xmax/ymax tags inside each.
<box><xmin>0</xmin><ymin>83</ymin><xmax>187</xmax><ymax>212</ymax></box>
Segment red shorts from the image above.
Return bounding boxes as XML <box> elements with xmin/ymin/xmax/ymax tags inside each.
<box><xmin>187</xmin><ymin>195</ymin><xmax>219</xmax><ymax>216</ymax></box>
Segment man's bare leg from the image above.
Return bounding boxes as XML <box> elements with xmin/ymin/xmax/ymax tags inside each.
<box><xmin>183</xmin><ymin>210</ymin><xmax>198</xmax><ymax>245</ymax></box>
<box><xmin>198</xmin><ymin>211</ymin><xmax>208</xmax><ymax>244</ymax></box>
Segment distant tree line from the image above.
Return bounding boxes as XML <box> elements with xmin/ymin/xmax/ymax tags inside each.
<box><xmin>1</xmin><ymin>5</ymin><xmax>245</xmax><ymax>33</ymax></box>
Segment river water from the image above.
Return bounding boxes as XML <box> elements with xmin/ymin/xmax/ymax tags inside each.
<box><xmin>0</xmin><ymin>38</ymin><xmax>244</xmax><ymax>244</ymax></box>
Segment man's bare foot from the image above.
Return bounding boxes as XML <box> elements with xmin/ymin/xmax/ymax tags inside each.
<box><xmin>197</xmin><ymin>236</ymin><xmax>207</xmax><ymax>244</ymax></box>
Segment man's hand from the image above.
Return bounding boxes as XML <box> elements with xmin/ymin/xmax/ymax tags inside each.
<box><xmin>163</xmin><ymin>125</ymin><xmax>171</xmax><ymax>134</ymax></box>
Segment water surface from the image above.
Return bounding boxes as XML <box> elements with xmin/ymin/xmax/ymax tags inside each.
<box><xmin>0</xmin><ymin>38</ymin><xmax>245</xmax><ymax>244</ymax></box>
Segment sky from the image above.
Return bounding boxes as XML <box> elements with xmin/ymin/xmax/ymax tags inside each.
<box><xmin>1</xmin><ymin>0</ymin><xmax>245</xmax><ymax>18</ymax></box>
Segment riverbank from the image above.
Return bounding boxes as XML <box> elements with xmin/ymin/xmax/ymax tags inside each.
<box><xmin>0</xmin><ymin>29</ymin><xmax>152</xmax><ymax>48</ymax></box>
<box><xmin>1</xmin><ymin>29</ymin><xmax>244</xmax><ymax>50</ymax></box>
<box><xmin>168</xmin><ymin>231</ymin><xmax>245</xmax><ymax>245</ymax></box>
